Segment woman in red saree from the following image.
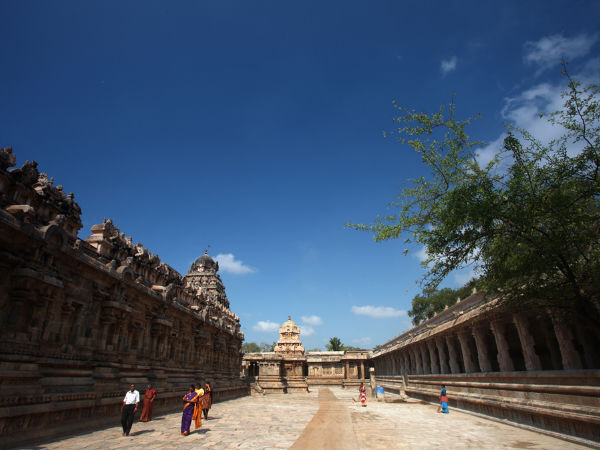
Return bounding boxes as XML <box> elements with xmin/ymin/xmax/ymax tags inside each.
<box><xmin>181</xmin><ymin>385</ymin><xmax>200</xmax><ymax>436</ymax></box>
<box><xmin>139</xmin><ymin>384</ymin><xmax>156</xmax><ymax>422</ymax></box>
<box><xmin>359</xmin><ymin>382</ymin><xmax>367</xmax><ymax>407</ymax></box>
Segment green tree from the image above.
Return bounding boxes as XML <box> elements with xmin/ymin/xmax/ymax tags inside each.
<box><xmin>241</xmin><ymin>342</ymin><xmax>261</xmax><ymax>353</ymax></box>
<box><xmin>408</xmin><ymin>280</ymin><xmax>478</xmax><ymax>325</ymax></box>
<box><xmin>349</xmin><ymin>68</ymin><xmax>600</xmax><ymax>320</ymax></box>
<box><xmin>258</xmin><ymin>341</ymin><xmax>277</xmax><ymax>352</ymax></box>
<box><xmin>326</xmin><ymin>336</ymin><xmax>343</xmax><ymax>351</ymax></box>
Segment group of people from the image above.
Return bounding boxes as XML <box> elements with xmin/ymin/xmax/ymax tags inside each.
<box><xmin>181</xmin><ymin>382</ymin><xmax>213</xmax><ymax>436</ymax></box>
<box><xmin>119</xmin><ymin>382</ymin><xmax>212</xmax><ymax>437</ymax></box>
<box><xmin>121</xmin><ymin>380</ymin><xmax>446</xmax><ymax>437</ymax></box>
<box><xmin>361</xmin><ymin>381</ymin><xmax>449</xmax><ymax>414</ymax></box>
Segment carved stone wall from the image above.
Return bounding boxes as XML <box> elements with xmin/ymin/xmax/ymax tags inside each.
<box><xmin>0</xmin><ymin>148</ymin><xmax>248</xmax><ymax>448</ymax></box>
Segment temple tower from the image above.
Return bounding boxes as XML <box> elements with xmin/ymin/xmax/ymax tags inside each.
<box><xmin>274</xmin><ymin>315</ymin><xmax>305</xmax><ymax>356</ymax></box>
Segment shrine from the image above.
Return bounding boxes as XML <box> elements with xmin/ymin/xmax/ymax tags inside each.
<box><xmin>242</xmin><ymin>316</ymin><xmax>370</xmax><ymax>393</ymax></box>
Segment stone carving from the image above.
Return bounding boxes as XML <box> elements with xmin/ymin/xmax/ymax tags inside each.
<box><xmin>0</xmin><ymin>148</ymin><xmax>248</xmax><ymax>448</ymax></box>
<box><xmin>242</xmin><ymin>317</ymin><xmax>370</xmax><ymax>394</ymax></box>
<box><xmin>0</xmin><ymin>146</ymin><xmax>16</xmax><ymax>170</ymax></box>
<box><xmin>273</xmin><ymin>316</ymin><xmax>305</xmax><ymax>355</ymax></box>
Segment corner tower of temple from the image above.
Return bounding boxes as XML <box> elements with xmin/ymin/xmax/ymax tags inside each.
<box><xmin>274</xmin><ymin>315</ymin><xmax>305</xmax><ymax>356</ymax></box>
<box><xmin>184</xmin><ymin>250</ymin><xmax>230</xmax><ymax>309</ymax></box>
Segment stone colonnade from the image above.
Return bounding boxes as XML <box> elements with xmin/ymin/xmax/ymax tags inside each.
<box><xmin>373</xmin><ymin>300</ymin><xmax>599</xmax><ymax>376</ymax></box>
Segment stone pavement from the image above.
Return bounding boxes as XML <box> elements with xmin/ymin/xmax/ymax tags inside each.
<box><xmin>24</xmin><ymin>387</ymin><xmax>593</xmax><ymax>450</ymax></box>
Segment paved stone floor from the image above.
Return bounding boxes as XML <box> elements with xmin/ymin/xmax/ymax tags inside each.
<box><xmin>25</xmin><ymin>387</ymin><xmax>593</xmax><ymax>450</ymax></box>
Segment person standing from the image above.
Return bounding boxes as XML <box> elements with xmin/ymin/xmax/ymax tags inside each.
<box><xmin>201</xmin><ymin>382</ymin><xmax>212</xmax><ymax>419</ymax></box>
<box><xmin>194</xmin><ymin>384</ymin><xmax>204</xmax><ymax>429</ymax></box>
<box><xmin>359</xmin><ymin>382</ymin><xmax>367</xmax><ymax>407</ymax></box>
<box><xmin>121</xmin><ymin>384</ymin><xmax>140</xmax><ymax>436</ymax></box>
<box><xmin>439</xmin><ymin>385</ymin><xmax>449</xmax><ymax>414</ymax></box>
<box><xmin>181</xmin><ymin>385</ymin><xmax>200</xmax><ymax>436</ymax></box>
<box><xmin>139</xmin><ymin>384</ymin><xmax>156</xmax><ymax>422</ymax></box>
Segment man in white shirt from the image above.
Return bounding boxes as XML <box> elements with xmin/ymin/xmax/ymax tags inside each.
<box><xmin>120</xmin><ymin>384</ymin><xmax>140</xmax><ymax>436</ymax></box>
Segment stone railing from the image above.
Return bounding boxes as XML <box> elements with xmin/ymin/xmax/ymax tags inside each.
<box><xmin>390</xmin><ymin>371</ymin><xmax>600</xmax><ymax>445</ymax></box>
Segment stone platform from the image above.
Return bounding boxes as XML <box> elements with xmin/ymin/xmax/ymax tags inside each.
<box><xmin>17</xmin><ymin>387</ymin><xmax>596</xmax><ymax>450</ymax></box>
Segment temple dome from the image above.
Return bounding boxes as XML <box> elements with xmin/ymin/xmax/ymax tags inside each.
<box><xmin>274</xmin><ymin>315</ymin><xmax>304</xmax><ymax>355</ymax></box>
<box><xmin>197</xmin><ymin>251</ymin><xmax>215</xmax><ymax>266</ymax></box>
<box><xmin>187</xmin><ymin>251</ymin><xmax>218</xmax><ymax>274</ymax></box>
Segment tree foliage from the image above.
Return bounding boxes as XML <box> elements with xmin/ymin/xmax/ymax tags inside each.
<box><xmin>242</xmin><ymin>341</ymin><xmax>277</xmax><ymax>352</ymax></box>
<box><xmin>241</xmin><ymin>342</ymin><xmax>261</xmax><ymax>353</ymax></box>
<box><xmin>409</xmin><ymin>280</ymin><xmax>478</xmax><ymax>325</ymax></box>
<box><xmin>326</xmin><ymin>336</ymin><xmax>343</xmax><ymax>351</ymax></box>
<box><xmin>349</xmin><ymin>68</ymin><xmax>600</xmax><ymax>320</ymax></box>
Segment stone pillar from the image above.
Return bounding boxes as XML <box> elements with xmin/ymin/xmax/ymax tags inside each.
<box><xmin>420</xmin><ymin>345</ymin><xmax>431</xmax><ymax>374</ymax></box>
<box><xmin>427</xmin><ymin>340</ymin><xmax>440</xmax><ymax>374</ymax></box>
<box><xmin>412</xmin><ymin>347</ymin><xmax>423</xmax><ymax>374</ymax></box>
<box><xmin>435</xmin><ymin>337</ymin><xmax>450</xmax><ymax>374</ymax></box>
<box><xmin>446</xmin><ymin>336</ymin><xmax>461</xmax><ymax>374</ymax></box>
<box><xmin>345</xmin><ymin>360</ymin><xmax>351</xmax><ymax>379</ymax></box>
<box><xmin>538</xmin><ymin>314</ymin><xmax>562</xmax><ymax>370</ymax></box>
<box><xmin>550</xmin><ymin>312</ymin><xmax>583</xmax><ymax>370</ymax></box>
<box><xmin>472</xmin><ymin>326</ymin><xmax>493</xmax><ymax>372</ymax></box>
<box><xmin>360</xmin><ymin>361</ymin><xmax>365</xmax><ymax>379</ymax></box>
<box><xmin>574</xmin><ymin>325</ymin><xmax>598</xmax><ymax>369</ymax></box>
<box><xmin>457</xmin><ymin>330</ymin><xmax>478</xmax><ymax>373</ymax></box>
<box><xmin>490</xmin><ymin>320</ymin><xmax>515</xmax><ymax>372</ymax></box>
<box><xmin>513</xmin><ymin>313</ymin><xmax>542</xmax><ymax>371</ymax></box>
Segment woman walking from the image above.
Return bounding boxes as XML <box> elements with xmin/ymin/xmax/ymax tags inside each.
<box><xmin>359</xmin><ymin>382</ymin><xmax>367</xmax><ymax>407</ymax></box>
<box><xmin>139</xmin><ymin>384</ymin><xmax>156</xmax><ymax>422</ymax></box>
<box><xmin>439</xmin><ymin>385</ymin><xmax>449</xmax><ymax>414</ymax></box>
<box><xmin>201</xmin><ymin>382</ymin><xmax>213</xmax><ymax>419</ymax></box>
<box><xmin>181</xmin><ymin>385</ymin><xmax>200</xmax><ymax>436</ymax></box>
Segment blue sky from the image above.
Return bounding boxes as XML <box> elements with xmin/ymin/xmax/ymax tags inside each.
<box><xmin>2</xmin><ymin>1</ymin><xmax>599</xmax><ymax>350</ymax></box>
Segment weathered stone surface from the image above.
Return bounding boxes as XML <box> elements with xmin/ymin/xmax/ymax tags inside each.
<box><xmin>0</xmin><ymin>150</ymin><xmax>247</xmax><ymax>448</ymax></box>
<box><xmin>369</xmin><ymin>290</ymin><xmax>600</xmax><ymax>442</ymax></box>
<box><xmin>242</xmin><ymin>317</ymin><xmax>370</xmax><ymax>393</ymax></box>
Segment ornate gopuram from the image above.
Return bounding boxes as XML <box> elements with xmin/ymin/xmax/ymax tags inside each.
<box><xmin>0</xmin><ymin>148</ymin><xmax>247</xmax><ymax>448</ymax></box>
<box><xmin>370</xmin><ymin>290</ymin><xmax>600</xmax><ymax>444</ymax></box>
<box><xmin>242</xmin><ymin>316</ymin><xmax>370</xmax><ymax>393</ymax></box>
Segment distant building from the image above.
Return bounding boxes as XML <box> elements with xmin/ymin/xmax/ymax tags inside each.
<box><xmin>242</xmin><ymin>316</ymin><xmax>369</xmax><ymax>393</ymax></box>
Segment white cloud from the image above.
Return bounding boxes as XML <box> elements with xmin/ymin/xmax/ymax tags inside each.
<box><xmin>414</xmin><ymin>246</ymin><xmax>429</xmax><ymax>263</ymax></box>
<box><xmin>215</xmin><ymin>253</ymin><xmax>256</xmax><ymax>275</ymax></box>
<box><xmin>476</xmin><ymin>57</ymin><xmax>600</xmax><ymax>166</ymax></box>
<box><xmin>453</xmin><ymin>266</ymin><xmax>477</xmax><ymax>286</ymax></box>
<box><xmin>524</xmin><ymin>33</ymin><xmax>598</xmax><ymax>75</ymax></box>
<box><xmin>440</xmin><ymin>56</ymin><xmax>457</xmax><ymax>76</ymax></box>
<box><xmin>252</xmin><ymin>320</ymin><xmax>279</xmax><ymax>332</ymax></box>
<box><xmin>301</xmin><ymin>325</ymin><xmax>316</xmax><ymax>337</ymax></box>
<box><xmin>351</xmin><ymin>305</ymin><xmax>407</xmax><ymax>319</ymax></box>
<box><xmin>301</xmin><ymin>315</ymin><xmax>323</xmax><ymax>326</ymax></box>
<box><xmin>476</xmin><ymin>134</ymin><xmax>506</xmax><ymax>168</ymax></box>
<box><xmin>352</xmin><ymin>337</ymin><xmax>372</xmax><ymax>346</ymax></box>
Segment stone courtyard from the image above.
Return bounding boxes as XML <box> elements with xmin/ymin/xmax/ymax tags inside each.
<box><xmin>25</xmin><ymin>387</ymin><xmax>593</xmax><ymax>450</ymax></box>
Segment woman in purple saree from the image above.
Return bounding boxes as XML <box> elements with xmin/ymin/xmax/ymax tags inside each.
<box><xmin>181</xmin><ymin>385</ymin><xmax>199</xmax><ymax>436</ymax></box>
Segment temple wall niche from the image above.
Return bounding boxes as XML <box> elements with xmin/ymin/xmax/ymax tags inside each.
<box><xmin>0</xmin><ymin>148</ymin><xmax>248</xmax><ymax>448</ymax></box>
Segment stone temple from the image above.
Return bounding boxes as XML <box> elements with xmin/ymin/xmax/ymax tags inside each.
<box><xmin>1</xmin><ymin>146</ymin><xmax>599</xmax><ymax>448</ymax></box>
<box><xmin>0</xmin><ymin>147</ymin><xmax>246</xmax><ymax>448</ymax></box>
<box><xmin>242</xmin><ymin>316</ymin><xmax>369</xmax><ymax>393</ymax></box>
